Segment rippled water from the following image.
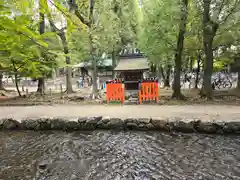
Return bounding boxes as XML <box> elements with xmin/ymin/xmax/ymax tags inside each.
<box><xmin>0</xmin><ymin>131</ymin><xmax>239</xmax><ymax>180</ymax></box>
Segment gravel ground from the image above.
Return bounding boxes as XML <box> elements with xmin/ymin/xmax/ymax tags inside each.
<box><xmin>0</xmin><ymin>105</ymin><xmax>240</xmax><ymax>121</ymax></box>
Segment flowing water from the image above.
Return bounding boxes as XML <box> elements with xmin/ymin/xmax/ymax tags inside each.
<box><xmin>0</xmin><ymin>131</ymin><xmax>239</xmax><ymax>180</ymax></box>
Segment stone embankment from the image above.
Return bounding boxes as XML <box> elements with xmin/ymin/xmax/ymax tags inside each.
<box><xmin>0</xmin><ymin>105</ymin><xmax>240</xmax><ymax>134</ymax></box>
<box><xmin>1</xmin><ymin>116</ymin><xmax>240</xmax><ymax>134</ymax></box>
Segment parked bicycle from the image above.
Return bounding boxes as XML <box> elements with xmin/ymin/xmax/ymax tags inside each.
<box><xmin>212</xmin><ymin>77</ymin><xmax>232</xmax><ymax>89</ymax></box>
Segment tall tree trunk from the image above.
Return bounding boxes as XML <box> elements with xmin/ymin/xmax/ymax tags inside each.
<box><xmin>65</xmin><ymin>57</ymin><xmax>73</xmax><ymax>93</ymax></box>
<box><xmin>37</xmin><ymin>2</ymin><xmax>45</xmax><ymax>93</ymax></box>
<box><xmin>159</xmin><ymin>66</ymin><xmax>165</xmax><ymax>85</ymax></box>
<box><xmin>0</xmin><ymin>72</ymin><xmax>4</xmax><ymax>90</ymax></box>
<box><xmin>165</xmin><ymin>65</ymin><xmax>171</xmax><ymax>87</ymax></box>
<box><xmin>91</xmin><ymin>52</ymin><xmax>98</xmax><ymax>99</ymax></box>
<box><xmin>164</xmin><ymin>76</ymin><xmax>170</xmax><ymax>87</ymax></box>
<box><xmin>201</xmin><ymin>0</ymin><xmax>218</xmax><ymax>99</ymax></box>
<box><xmin>47</xmin><ymin>3</ymin><xmax>73</xmax><ymax>94</ymax></box>
<box><xmin>189</xmin><ymin>56</ymin><xmax>193</xmax><ymax>72</ymax></box>
<box><xmin>237</xmin><ymin>70</ymin><xmax>240</xmax><ymax>89</ymax></box>
<box><xmin>89</xmin><ymin>33</ymin><xmax>98</xmax><ymax>99</ymax></box>
<box><xmin>172</xmin><ymin>0</ymin><xmax>188</xmax><ymax>99</ymax></box>
<box><xmin>59</xmin><ymin>32</ymin><xmax>73</xmax><ymax>94</ymax></box>
<box><xmin>202</xmin><ymin>38</ymin><xmax>214</xmax><ymax>99</ymax></box>
<box><xmin>184</xmin><ymin>56</ymin><xmax>189</xmax><ymax>71</ymax></box>
<box><xmin>156</xmin><ymin>66</ymin><xmax>161</xmax><ymax>81</ymax></box>
<box><xmin>14</xmin><ymin>73</ymin><xmax>21</xmax><ymax>97</ymax></box>
<box><xmin>195</xmin><ymin>51</ymin><xmax>201</xmax><ymax>89</ymax></box>
<box><xmin>160</xmin><ymin>66</ymin><xmax>171</xmax><ymax>88</ymax></box>
<box><xmin>37</xmin><ymin>78</ymin><xmax>45</xmax><ymax>95</ymax></box>
<box><xmin>55</xmin><ymin>68</ymin><xmax>60</xmax><ymax>77</ymax></box>
<box><xmin>88</xmin><ymin>0</ymin><xmax>98</xmax><ymax>99</ymax></box>
<box><xmin>172</xmin><ymin>52</ymin><xmax>183</xmax><ymax>99</ymax></box>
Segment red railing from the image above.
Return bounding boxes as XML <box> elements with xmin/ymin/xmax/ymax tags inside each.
<box><xmin>139</xmin><ymin>80</ymin><xmax>159</xmax><ymax>104</ymax></box>
<box><xmin>106</xmin><ymin>79</ymin><xmax>125</xmax><ymax>103</ymax></box>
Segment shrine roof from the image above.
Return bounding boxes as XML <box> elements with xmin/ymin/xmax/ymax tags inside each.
<box><xmin>114</xmin><ymin>57</ymin><xmax>149</xmax><ymax>71</ymax></box>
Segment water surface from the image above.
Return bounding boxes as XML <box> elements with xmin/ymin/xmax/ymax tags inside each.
<box><xmin>0</xmin><ymin>131</ymin><xmax>239</xmax><ymax>180</ymax></box>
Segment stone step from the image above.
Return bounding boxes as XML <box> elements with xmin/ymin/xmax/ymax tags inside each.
<box><xmin>124</xmin><ymin>97</ymin><xmax>139</xmax><ymax>105</ymax></box>
<box><xmin>124</xmin><ymin>101</ymin><xmax>138</xmax><ymax>105</ymax></box>
<box><xmin>128</xmin><ymin>97</ymin><xmax>138</xmax><ymax>101</ymax></box>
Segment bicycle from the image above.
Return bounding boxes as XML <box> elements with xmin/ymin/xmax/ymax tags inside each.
<box><xmin>212</xmin><ymin>77</ymin><xmax>232</xmax><ymax>89</ymax></box>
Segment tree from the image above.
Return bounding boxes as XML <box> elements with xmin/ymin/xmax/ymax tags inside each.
<box><xmin>64</xmin><ymin>0</ymin><xmax>102</xmax><ymax>98</ymax></box>
<box><xmin>111</xmin><ymin>0</ymin><xmax>139</xmax><ymax>76</ymax></box>
<box><xmin>46</xmin><ymin>3</ymin><xmax>74</xmax><ymax>94</ymax></box>
<box><xmin>37</xmin><ymin>0</ymin><xmax>46</xmax><ymax>94</ymax></box>
<box><xmin>57</xmin><ymin>0</ymin><xmax>138</xmax><ymax>98</ymax></box>
<box><xmin>138</xmin><ymin>0</ymin><xmax>189</xmax><ymax>97</ymax></box>
<box><xmin>172</xmin><ymin>0</ymin><xmax>189</xmax><ymax>99</ymax></box>
<box><xmin>0</xmin><ymin>72</ymin><xmax>3</xmax><ymax>90</ymax></box>
<box><xmin>0</xmin><ymin>17</ymin><xmax>51</xmax><ymax>96</ymax></box>
<box><xmin>199</xmin><ymin>0</ymin><xmax>240</xmax><ymax>99</ymax></box>
<box><xmin>138</xmin><ymin>0</ymin><xmax>178</xmax><ymax>87</ymax></box>
<box><xmin>184</xmin><ymin>2</ymin><xmax>203</xmax><ymax>89</ymax></box>
<box><xmin>0</xmin><ymin>0</ymin><xmax>58</xmax><ymax>96</ymax></box>
<box><xmin>159</xmin><ymin>65</ymin><xmax>171</xmax><ymax>87</ymax></box>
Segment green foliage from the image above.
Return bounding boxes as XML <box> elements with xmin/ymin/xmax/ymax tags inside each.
<box><xmin>137</xmin><ymin>0</ymin><xmax>180</xmax><ymax>67</ymax></box>
<box><xmin>0</xmin><ymin>1</ymin><xmax>58</xmax><ymax>79</ymax></box>
<box><xmin>89</xmin><ymin>0</ymin><xmax>138</xmax><ymax>56</ymax></box>
<box><xmin>68</xmin><ymin>30</ymin><xmax>90</xmax><ymax>63</ymax></box>
<box><xmin>2</xmin><ymin>0</ymin><xmax>238</xmax><ymax>92</ymax></box>
<box><xmin>184</xmin><ymin>1</ymin><xmax>203</xmax><ymax>56</ymax></box>
<box><xmin>213</xmin><ymin>58</ymin><xmax>230</xmax><ymax>72</ymax></box>
<box><xmin>52</xmin><ymin>0</ymin><xmax>138</xmax><ymax>64</ymax></box>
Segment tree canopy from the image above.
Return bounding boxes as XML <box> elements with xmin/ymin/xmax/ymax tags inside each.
<box><xmin>0</xmin><ymin>0</ymin><xmax>240</xmax><ymax>98</ymax></box>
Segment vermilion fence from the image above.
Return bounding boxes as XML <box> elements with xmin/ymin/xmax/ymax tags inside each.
<box><xmin>106</xmin><ymin>80</ymin><xmax>125</xmax><ymax>103</ymax></box>
<box><xmin>139</xmin><ymin>80</ymin><xmax>159</xmax><ymax>104</ymax></box>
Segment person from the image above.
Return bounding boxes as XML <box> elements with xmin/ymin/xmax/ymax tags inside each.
<box><xmin>77</xmin><ymin>76</ymin><xmax>84</xmax><ymax>88</ymax></box>
<box><xmin>216</xmin><ymin>72</ymin><xmax>225</xmax><ymax>85</ymax></box>
<box><xmin>184</xmin><ymin>71</ymin><xmax>191</xmax><ymax>83</ymax></box>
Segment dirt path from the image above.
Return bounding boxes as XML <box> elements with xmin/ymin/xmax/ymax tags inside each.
<box><xmin>0</xmin><ymin>105</ymin><xmax>240</xmax><ymax>121</ymax></box>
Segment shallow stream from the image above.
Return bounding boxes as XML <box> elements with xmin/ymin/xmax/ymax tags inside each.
<box><xmin>0</xmin><ymin>131</ymin><xmax>239</xmax><ymax>180</ymax></box>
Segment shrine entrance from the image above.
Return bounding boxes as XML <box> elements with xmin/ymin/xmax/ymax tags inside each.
<box><xmin>113</xmin><ymin>54</ymin><xmax>149</xmax><ymax>103</ymax></box>
<box><xmin>114</xmin><ymin>54</ymin><xmax>149</xmax><ymax>91</ymax></box>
